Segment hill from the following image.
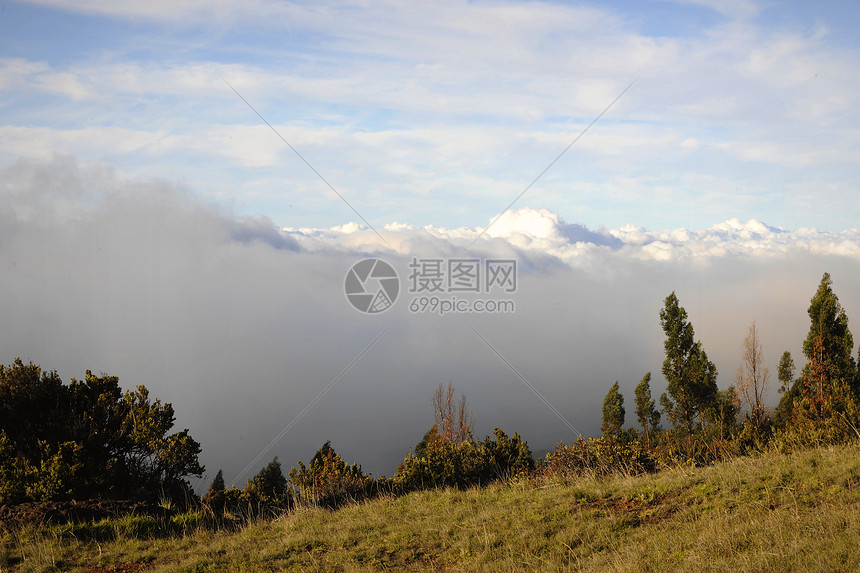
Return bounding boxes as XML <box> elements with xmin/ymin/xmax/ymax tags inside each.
<box><xmin>4</xmin><ymin>441</ymin><xmax>860</xmax><ymax>572</ymax></box>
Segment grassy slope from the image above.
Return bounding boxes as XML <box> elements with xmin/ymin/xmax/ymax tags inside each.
<box><xmin>4</xmin><ymin>442</ymin><xmax>860</xmax><ymax>572</ymax></box>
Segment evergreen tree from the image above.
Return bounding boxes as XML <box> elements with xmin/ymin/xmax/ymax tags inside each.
<box><xmin>634</xmin><ymin>372</ymin><xmax>661</xmax><ymax>446</ymax></box>
<box><xmin>801</xmin><ymin>273</ymin><xmax>857</xmax><ymax>401</ymax></box>
<box><xmin>777</xmin><ymin>351</ymin><xmax>796</xmax><ymax>395</ymax></box>
<box><xmin>202</xmin><ymin>469</ymin><xmax>227</xmax><ymax>514</ymax></box>
<box><xmin>246</xmin><ymin>457</ymin><xmax>288</xmax><ymax>502</ymax></box>
<box><xmin>211</xmin><ymin>469</ymin><xmax>226</xmax><ymax>493</ymax></box>
<box><xmin>659</xmin><ymin>292</ymin><xmax>718</xmax><ymax>433</ymax></box>
<box><xmin>774</xmin><ymin>351</ymin><xmax>800</xmax><ymax>429</ymax></box>
<box><xmin>601</xmin><ymin>381</ymin><xmax>625</xmax><ymax>437</ymax></box>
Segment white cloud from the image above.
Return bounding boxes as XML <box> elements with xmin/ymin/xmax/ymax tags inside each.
<box><xmin>4</xmin><ymin>1</ymin><xmax>860</xmax><ymax>235</ymax></box>
<box><xmin>283</xmin><ymin>207</ymin><xmax>860</xmax><ymax>264</ymax></box>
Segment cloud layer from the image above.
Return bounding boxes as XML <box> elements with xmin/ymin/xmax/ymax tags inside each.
<box><xmin>2</xmin><ymin>156</ymin><xmax>859</xmax><ymax>487</ymax></box>
<box><xmin>286</xmin><ymin>206</ymin><xmax>860</xmax><ymax>264</ymax></box>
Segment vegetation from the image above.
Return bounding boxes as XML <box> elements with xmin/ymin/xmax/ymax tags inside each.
<box><xmin>658</xmin><ymin>292</ymin><xmax>719</xmax><ymax>433</ymax></box>
<box><xmin>0</xmin><ymin>363</ymin><xmax>203</xmax><ymax>505</ymax></box>
<box><xmin>5</xmin><ymin>441</ymin><xmax>860</xmax><ymax>571</ymax></box>
<box><xmin>4</xmin><ymin>270</ymin><xmax>860</xmax><ymax>571</ymax></box>
<box><xmin>600</xmin><ymin>381</ymin><xmax>625</xmax><ymax>438</ymax></box>
<box><xmin>633</xmin><ymin>372</ymin><xmax>661</xmax><ymax>447</ymax></box>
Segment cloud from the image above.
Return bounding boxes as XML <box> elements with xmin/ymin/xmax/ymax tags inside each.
<box><xmin>283</xmin><ymin>207</ymin><xmax>860</xmax><ymax>266</ymax></box>
<box><xmin>2</xmin><ymin>157</ymin><xmax>859</xmax><ymax>489</ymax></box>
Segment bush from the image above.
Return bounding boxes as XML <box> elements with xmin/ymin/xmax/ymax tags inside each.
<box><xmin>538</xmin><ymin>435</ymin><xmax>657</xmax><ymax>479</ymax></box>
<box><xmin>289</xmin><ymin>442</ymin><xmax>374</xmax><ymax>509</ymax></box>
<box><xmin>0</xmin><ymin>359</ymin><xmax>204</xmax><ymax>504</ymax></box>
<box><xmin>392</xmin><ymin>428</ymin><xmax>533</xmax><ymax>493</ymax></box>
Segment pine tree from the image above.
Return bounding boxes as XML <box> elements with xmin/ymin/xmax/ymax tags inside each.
<box><xmin>791</xmin><ymin>273</ymin><xmax>858</xmax><ymax>427</ymax></box>
<box><xmin>774</xmin><ymin>351</ymin><xmax>800</xmax><ymax>429</ymax></box>
<box><xmin>601</xmin><ymin>381</ymin><xmax>625</xmax><ymax>438</ymax></box>
<box><xmin>659</xmin><ymin>292</ymin><xmax>718</xmax><ymax>433</ymax></box>
<box><xmin>777</xmin><ymin>351</ymin><xmax>796</xmax><ymax>394</ymax></box>
<box><xmin>634</xmin><ymin>372</ymin><xmax>661</xmax><ymax>446</ymax></box>
<box><xmin>803</xmin><ymin>273</ymin><xmax>856</xmax><ymax>389</ymax></box>
<box><xmin>247</xmin><ymin>457</ymin><xmax>288</xmax><ymax>501</ymax></box>
<box><xmin>202</xmin><ymin>469</ymin><xmax>226</xmax><ymax>514</ymax></box>
<box><xmin>210</xmin><ymin>469</ymin><xmax>225</xmax><ymax>493</ymax></box>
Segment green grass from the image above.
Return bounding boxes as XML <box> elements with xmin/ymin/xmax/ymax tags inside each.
<box><xmin>4</xmin><ymin>442</ymin><xmax>860</xmax><ymax>571</ymax></box>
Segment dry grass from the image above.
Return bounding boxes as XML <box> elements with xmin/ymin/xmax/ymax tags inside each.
<box><xmin>3</xmin><ymin>442</ymin><xmax>860</xmax><ymax>572</ymax></box>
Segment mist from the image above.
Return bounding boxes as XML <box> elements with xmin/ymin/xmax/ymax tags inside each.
<box><xmin>2</xmin><ymin>156</ymin><xmax>859</xmax><ymax>489</ymax></box>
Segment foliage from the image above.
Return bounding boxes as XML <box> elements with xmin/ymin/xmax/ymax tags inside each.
<box><xmin>0</xmin><ymin>359</ymin><xmax>203</xmax><ymax>505</ymax></box>
<box><xmin>289</xmin><ymin>441</ymin><xmax>373</xmax><ymax>508</ymax></box>
<box><xmin>246</xmin><ymin>457</ymin><xmax>289</xmax><ymax>504</ymax></box>
<box><xmin>704</xmin><ymin>386</ymin><xmax>741</xmax><ymax>441</ymax></box>
<box><xmin>392</xmin><ymin>428</ymin><xmax>533</xmax><ymax>493</ymax></box>
<box><xmin>634</xmin><ymin>372</ymin><xmax>661</xmax><ymax>446</ymax></box>
<box><xmin>538</xmin><ymin>435</ymin><xmax>657</xmax><ymax>478</ymax></box>
<box><xmin>777</xmin><ymin>350</ymin><xmax>796</xmax><ymax>394</ymax></box>
<box><xmin>202</xmin><ymin>469</ymin><xmax>227</xmax><ymax>515</ymax></box>
<box><xmin>654</xmin><ymin>428</ymin><xmax>738</xmax><ymax>467</ymax></box>
<box><xmin>779</xmin><ymin>273</ymin><xmax>860</xmax><ymax>440</ymax></box>
<box><xmin>659</xmin><ymin>292</ymin><xmax>719</xmax><ymax>433</ymax></box>
<box><xmin>601</xmin><ymin>381</ymin><xmax>625</xmax><ymax>437</ymax></box>
<box><xmin>482</xmin><ymin>427</ymin><xmax>535</xmax><ymax>480</ymax></box>
<box><xmin>802</xmin><ymin>273</ymin><xmax>856</xmax><ymax>388</ymax></box>
<box><xmin>11</xmin><ymin>442</ymin><xmax>860</xmax><ymax>572</ymax></box>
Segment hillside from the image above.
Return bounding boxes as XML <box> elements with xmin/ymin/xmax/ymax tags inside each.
<box><xmin>4</xmin><ymin>441</ymin><xmax>860</xmax><ymax>572</ymax></box>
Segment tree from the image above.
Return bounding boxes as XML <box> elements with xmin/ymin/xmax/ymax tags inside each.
<box><xmin>734</xmin><ymin>320</ymin><xmax>770</xmax><ymax>428</ymax></box>
<box><xmin>774</xmin><ymin>351</ymin><xmax>800</xmax><ymax>429</ymax></box>
<box><xmin>202</xmin><ymin>469</ymin><xmax>227</xmax><ymax>514</ymax></box>
<box><xmin>0</xmin><ymin>359</ymin><xmax>204</xmax><ymax>504</ymax></box>
<box><xmin>792</xmin><ymin>273</ymin><xmax>858</xmax><ymax>424</ymax></box>
<box><xmin>601</xmin><ymin>381</ymin><xmax>625</xmax><ymax>437</ymax></box>
<box><xmin>659</xmin><ymin>292</ymin><xmax>719</xmax><ymax>433</ymax></box>
<box><xmin>708</xmin><ymin>386</ymin><xmax>741</xmax><ymax>440</ymax></box>
<box><xmin>245</xmin><ymin>457</ymin><xmax>288</xmax><ymax>503</ymax></box>
<box><xmin>432</xmin><ymin>382</ymin><xmax>473</xmax><ymax>443</ymax></box>
<box><xmin>634</xmin><ymin>372</ymin><xmax>661</xmax><ymax>446</ymax></box>
<box><xmin>777</xmin><ymin>351</ymin><xmax>796</xmax><ymax>394</ymax></box>
<box><xmin>802</xmin><ymin>273</ymin><xmax>855</xmax><ymax>387</ymax></box>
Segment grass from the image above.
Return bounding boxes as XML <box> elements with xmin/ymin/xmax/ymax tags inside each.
<box><xmin>3</xmin><ymin>442</ymin><xmax>860</xmax><ymax>571</ymax></box>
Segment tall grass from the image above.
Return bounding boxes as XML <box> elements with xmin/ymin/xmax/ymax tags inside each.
<box><xmin>4</xmin><ymin>442</ymin><xmax>860</xmax><ymax>571</ymax></box>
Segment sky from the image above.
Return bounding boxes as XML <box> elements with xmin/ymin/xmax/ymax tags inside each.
<box><xmin>1</xmin><ymin>0</ymin><xmax>860</xmax><ymax>488</ymax></box>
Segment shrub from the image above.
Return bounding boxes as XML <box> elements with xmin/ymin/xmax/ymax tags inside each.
<box><xmin>392</xmin><ymin>428</ymin><xmax>533</xmax><ymax>493</ymax></box>
<box><xmin>289</xmin><ymin>441</ymin><xmax>374</xmax><ymax>509</ymax></box>
<box><xmin>538</xmin><ymin>435</ymin><xmax>657</xmax><ymax>479</ymax></box>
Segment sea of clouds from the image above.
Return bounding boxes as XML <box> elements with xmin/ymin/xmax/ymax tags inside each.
<box><xmin>2</xmin><ymin>156</ymin><xmax>858</xmax><ymax>486</ymax></box>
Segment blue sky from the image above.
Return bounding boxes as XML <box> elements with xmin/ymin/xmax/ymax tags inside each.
<box><xmin>2</xmin><ymin>0</ymin><xmax>859</xmax><ymax>233</ymax></box>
